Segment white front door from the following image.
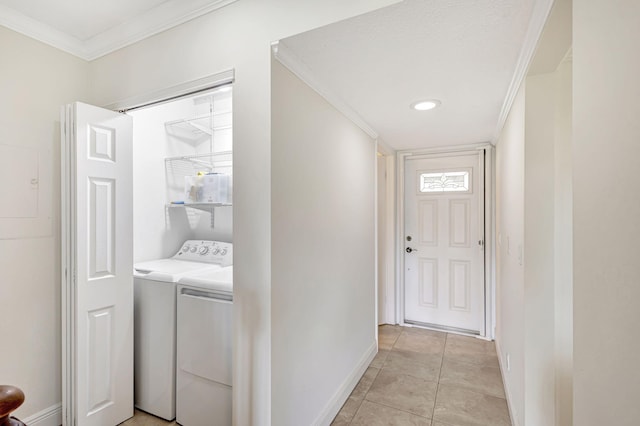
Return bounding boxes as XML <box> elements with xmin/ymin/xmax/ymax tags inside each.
<box><xmin>62</xmin><ymin>102</ymin><xmax>134</xmax><ymax>425</ymax></box>
<box><xmin>403</xmin><ymin>152</ymin><xmax>484</xmax><ymax>334</ymax></box>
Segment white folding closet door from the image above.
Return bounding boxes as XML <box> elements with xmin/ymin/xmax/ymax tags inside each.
<box><xmin>62</xmin><ymin>102</ymin><xmax>134</xmax><ymax>426</ymax></box>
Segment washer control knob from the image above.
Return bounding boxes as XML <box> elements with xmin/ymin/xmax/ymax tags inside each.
<box><xmin>182</xmin><ymin>245</ymin><xmax>190</xmax><ymax>252</ymax></box>
<box><xmin>220</xmin><ymin>248</ymin><xmax>228</xmax><ymax>256</ymax></box>
<box><xmin>199</xmin><ymin>246</ymin><xmax>209</xmax><ymax>255</ymax></box>
<box><xmin>190</xmin><ymin>246</ymin><xmax>198</xmax><ymax>253</ymax></box>
<box><xmin>212</xmin><ymin>248</ymin><xmax>221</xmax><ymax>255</ymax></box>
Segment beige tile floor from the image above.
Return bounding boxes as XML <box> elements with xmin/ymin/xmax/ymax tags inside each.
<box><xmin>119</xmin><ymin>409</ymin><xmax>175</xmax><ymax>425</ymax></box>
<box><xmin>332</xmin><ymin>325</ymin><xmax>511</xmax><ymax>426</ymax></box>
<box><xmin>120</xmin><ymin>325</ymin><xmax>510</xmax><ymax>426</ymax></box>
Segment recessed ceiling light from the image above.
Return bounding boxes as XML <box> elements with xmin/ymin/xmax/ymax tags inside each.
<box><xmin>411</xmin><ymin>100</ymin><xmax>441</xmax><ymax>111</ymax></box>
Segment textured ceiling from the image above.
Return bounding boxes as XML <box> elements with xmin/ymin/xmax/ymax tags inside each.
<box><xmin>281</xmin><ymin>0</ymin><xmax>538</xmax><ymax>150</ymax></box>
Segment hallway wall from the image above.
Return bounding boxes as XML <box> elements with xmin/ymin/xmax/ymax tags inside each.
<box><xmin>523</xmin><ymin>71</ymin><xmax>556</xmax><ymax>426</ymax></box>
<box><xmin>271</xmin><ymin>59</ymin><xmax>376</xmax><ymax>425</ymax></box>
<box><xmin>495</xmin><ymin>48</ymin><xmax>573</xmax><ymax>426</ymax></box>
<box><xmin>573</xmin><ymin>1</ymin><xmax>640</xmax><ymax>424</ymax></box>
<box><xmin>523</xmin><ymin>61</ymin><xmax>573</xmax><ymax>425</ymax></box>
<box><xmin>496</xmin><ymin>84</ymin><xmax>526</xmax><ymax>426</ymax></box>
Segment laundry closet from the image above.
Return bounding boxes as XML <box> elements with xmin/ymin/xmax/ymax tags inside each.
<box><xmin>128</xmin><ymin>85</ymin><xmax>234</xmax><ymax>425</ymax></box>
<box><xmin>60</xmin><ymin>83</ymin><xmax>234</xmax><ymax>426</ymax></box>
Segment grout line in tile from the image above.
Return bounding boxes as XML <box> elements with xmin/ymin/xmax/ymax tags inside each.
<box><xmin>345</xmin><ymin>397</ymin><xmax>364</xmax><ymax>426</ymax></box>
<box><xmin>430</xmin><ymin>332</ymin><xmax>448</xmax><ymax>423</ymax></box>
<box><xmin>441</xmin><ymin>354</ymin><xmax>501</xmax><ymax>369</ymax></box>
<box><xmin>360</xmin><ymin>365</ymin><xmax>382</xmax><ymax>402</ymax></box>
<box><xmin>361</xmin><ymin>399</ymin><xmax>433</xmax><ymax>420</ymax></box>
<box><xmin>348</xmin><ymin>399</ymin><xmax>363</xmax><ymax>426</ymax></box>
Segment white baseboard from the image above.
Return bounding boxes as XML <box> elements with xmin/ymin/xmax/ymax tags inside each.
<box><xmin>495</xmin><ymin>339</ymin><xmax>518</xmax><ymax>426</ymax></box>
<box><xmin>22</xmin><ymin>403</ymin><xmax>62</xmax><ymax>426</ymax></box>
<box><xmin>312</xmin><ymin>341</ymin><xmax>378</xmax><ymax>426</ymax></box>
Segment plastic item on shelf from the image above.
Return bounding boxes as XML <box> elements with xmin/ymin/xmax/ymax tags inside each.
<box><xmin>184</xmin><ymin>173</ymin><xmax>230</xmax><ymax>204</ymax></box>
<box><xmin>200</xmin><ymin>173</ymin><xmax>230</xmax><ymax>203</ymax></box>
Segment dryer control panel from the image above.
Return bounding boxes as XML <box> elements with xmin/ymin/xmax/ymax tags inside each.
<box><xmin>173</xmin><ymin>240</ymin><xmax>233</xmax><ymax>267</ymax></box>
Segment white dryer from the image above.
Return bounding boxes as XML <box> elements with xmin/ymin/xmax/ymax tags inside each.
<box><xmin>133</xmin><ymin>240</ymin><xmax>232</xmax><ymax>421</ymax></box>
<box><xmin>176</xmin><ymin>266</ymin><xmax>233</xmax><ymax>426</ymax></box>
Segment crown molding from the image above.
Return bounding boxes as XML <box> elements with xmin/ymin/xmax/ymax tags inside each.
<box><xmin>84</xmin><ymin>0</ymin><xmax>238</xmax><ymax>61</ymax></box>
<box><xmin>272</xmin><ymin>41</ymin><xmax>380</xmax><ymax>140</ymax></box>
<box><xmin>0</xmin><ymin>4</ymin><xmax>88</xmax><ymax>58</ymax></box>
<box><xmin>491</xmin><ymin>0</ymin><xmax>555</xmax><ymax>144</ymax></box>
<box><xmin>0</xmin><ymin>0</ymin><xmax>238</xmax><ymax>61</ymax></box>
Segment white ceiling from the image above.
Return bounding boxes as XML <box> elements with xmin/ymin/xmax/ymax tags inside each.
<box><xmin>279</xmin><ymin>0</ymin><xmax>547</xmax><ymax>150</ymax></box>
<box><xmin>0</xmin><ymin>0</ymin><xmax>237</xmax><ymax>60</ymax></box>
<box><xmin>1</xmin><ymin>0</ymin><xmax>552</xmax><ymax>151</ymax></box>
<box><xmin>0</xmin><ymin>0</ymin><xmax>170</xmax><ymax>40</ymax></box>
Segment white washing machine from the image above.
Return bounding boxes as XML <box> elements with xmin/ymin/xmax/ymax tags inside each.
<box><xmin>176</xmin><ymin>266</ymin><xmax>233</xmax><ymax>426</ymax></box>
<box><xmin>133</xmin><ymin>240</ymin><xmax>232</xmax><ymax>421</ymax></box>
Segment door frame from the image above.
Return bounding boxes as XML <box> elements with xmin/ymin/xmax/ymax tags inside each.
<box><xmin>375</xmin><ymin>142</ymin><xmax>397</xmax><ymax>327</ymax></box>
<box><xmin>395</xmin><ymin>143</ymin><xmax>495</xmax><ymax>339</ymax></box>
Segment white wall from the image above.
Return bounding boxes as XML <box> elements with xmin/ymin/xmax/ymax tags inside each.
<box><xmin>87</xmin><ymin>1</ymin><xmax>400</xmax><ymax>423</ymax></box>
<box><xmin>573</xmin><ymin>1</ymin><xmax>640</xmax><ymax>424</ymax></box>
<box><xmin>0</xmin><ymin>27</ymin><xmax>89</xmax><ymax>421</ymax></box>
<box><xmin>271</xmin><ymin>59</ymin><xmax>376</xmax><ymax>425</ymax></box>
<box><xmin>496</xmin><ymin>84</ymin><xmax>526</xmax><ymax>426</ymax></box>
<box><xmin>496</xmin><ymin>61</ymin><xmax>573</xmax><ymax>425</ymax></box>
<box><xmin>553</xmin><ymin>58</ymin><xmax>573</xmax><ymax>426</ymax></box>
<box><xmin>495</xmin><ymin>0</ymin><xmax>574</xmax><ymax>422</ymax></box>
<box><xmin>524</xmin><ymin>58</ymin><xmax>574</xmax><ymax>426</ymax></box>
<box><xmin>524</xmin><ymin>71</ymin><xmax>558</xmax><ymax>426</ymax></box>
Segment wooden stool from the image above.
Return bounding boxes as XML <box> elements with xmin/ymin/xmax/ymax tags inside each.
<box><xmin>0</xmin><ymin>386</ymin><xmax>26</xmax><ymax>426</ymax></box>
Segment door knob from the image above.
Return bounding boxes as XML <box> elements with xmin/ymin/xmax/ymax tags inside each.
<box><xmin>406</xmin><ymin>247</ymin><xmax>417</xmax><ymax>253</ymax></box>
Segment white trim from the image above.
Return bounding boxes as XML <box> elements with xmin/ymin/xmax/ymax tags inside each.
<box><xmin>376</xmin><ymin>139</ymin><xmax>396</xmax><ymax>156</ymax></box>
<box><xmin>484</xmin><ymin>145</ymin><xmax>496</xmax><ymax>340</ymax></box>
<box><xmin>374</xmin><ymin>144</ymin><xmax>380</xmax><ymax>328</ymax></box>
<box><xmin>395</xmin><ymin>151</ymin><xmax>410</xmax><ymax>325</ymax></box>
<box><xmin>84</xmin><ymin>0</ymin><xmax>239</xmax><ymax>61</ymax></box>
<box><xmin>477</xmin><ymin>151</ymin><xmax>486</xmax><ymax>337</ymax></box>
<box><xmin>60</xmin><ymin>104</ymin><xmax>75</xmax><ymax>426</ymax></box>
<box><xmin>22</xmin><ymin>403</ymin><xmax>62</xmax><ymax>426</ymax></box>
<box><xmin>398</xmin><ymin>143</ymin><xmax>492</xmax><ymax>157</ymax></box>
<box><xmin>375</xmin><ymin>146</ymin><xmax>398</xmax><ymax>326</ymax></box>
<box><xmin>102</xmin><ymin>69</ymin><xmax>235</xmax><ymax>111</ymax></box>
<box><xmin>0</xmin><ymin>4</ymin><xmax>87</xmax><ymax>57</ymax></box>
<box><xmin>311</xmin><ymin>341</ymin><xmax>377</xmax><ymax>426</ymax></box>
<box><xmin>491</xmin><ymin>0</ymin><xmax>555</xmax><ymax>144</ymax></box>
<box><xmin>0</xmin><ymin>0</ymin><xmax>238</xmax><ymax>61</ymax></box>
<box><xmin>272</xmin><ymin>41</ymin><xmax>379</xmax><ymax>140</ymax></box>
<box><xmin>384</xmin><ymin>154</ymin><xmax>397</xmax><ymax>325</ymax></box>
<box><xmin>396</xmin><ymin>144</ymin><xmax>493</xmax><ymax>338</ymax></box>
<box><xmin>495</xmin><ymin>339</ymin><xmax>520</xmax><ymax>426</ymax></box>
